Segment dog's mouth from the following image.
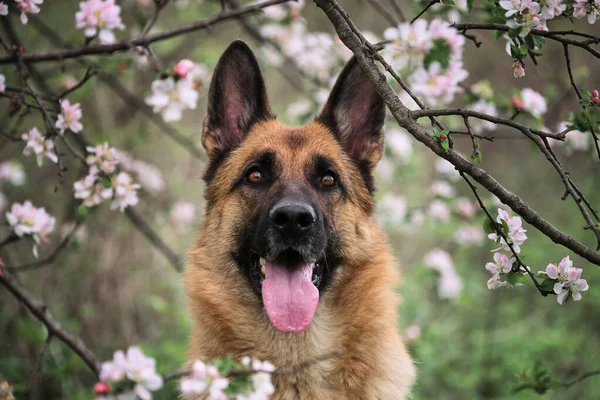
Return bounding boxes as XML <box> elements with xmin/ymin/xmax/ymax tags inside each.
<box><xmin>250</xmin><ymin>249</ymin><xmax>323</xmax><ymax>334</ymax></box>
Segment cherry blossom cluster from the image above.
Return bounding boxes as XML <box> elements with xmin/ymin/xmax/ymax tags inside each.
<box><xmin>483</xmin><ymin>208</ymin><xmax>589</xmax><ymax>303</ymax></box>
<box><xmin>383</xmin><ymin>18</ymin><xmax>468</xmax><ymax>106</ymax></box>
<box><xmin>538</xmin><ymin>256</ymin><xmax>589</xmax><ymax>304</ymax></box>
<box><xmin>498</xmin><ymin>0</ymin><xmax>598</xmax><ymax>78</ymax></box>
<box><xmin>257</xmin><ymin>0</ymin><xmax>355</xmax><ymax>85</ymax></box>
<box><xmin>5</xmin><ymin>201</ymin><xmax>55</xmax><ymax>257</ymax></box>
<box><xmin>95</xmin><ymin>347</ymin><xmax>276</xmax><ymax>400</ymax></box>
<box><xmin>181</xmin><ymin>357</ymin><xmax>275</xmax><ymax>400</ymax></box>
<box><xmin>73</xmin><ymin>143</ymin><xmax>141</xmax><ymax>212</ymax></box>
<box><xmin>424</xmin><ymin>248</ymin><xmax>464</xmax><ymax>299</ymax></box>
<box><xmin>97</xmin><ymin>347</ymin><xmax>163</xmax><ymax>400</ymax></box>
<box><xmin>145</xmin><ymin>59</ymin><xmax>210</xmax><ymax>122</ymax></box>
<box><xmin>484</xmin><ymin>209</ymin><xmax>531</xmax><ymax>289</ymax></box>
<box><xmin>21</xmin><ymin>98</ymin><xmax>83</xmax><ymax>166</ymax></box>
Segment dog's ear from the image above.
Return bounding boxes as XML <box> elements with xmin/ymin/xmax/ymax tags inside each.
<box><xmin>202</xmin><ymin>40</ymin><xmax>272</xmax><ymax>158</ymax></box>
<box><xmin>316</xmin><ymin>57</ymin><xmax>385</xmax><ymax>170</ymax></box>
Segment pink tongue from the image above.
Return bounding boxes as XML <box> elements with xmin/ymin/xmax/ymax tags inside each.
<box><xmin>261</xmin><ymin>261</ymin><xmax>319</xmax><ymax>333</ymax></box>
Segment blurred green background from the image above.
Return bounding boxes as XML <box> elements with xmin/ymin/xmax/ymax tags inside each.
<box><xmin>1</xmin><ymin>0</ymin><xmax>599</xmax><ymax>399</ymax></box>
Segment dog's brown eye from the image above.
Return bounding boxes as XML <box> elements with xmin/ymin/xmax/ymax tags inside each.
<box><xmin>247</xmin><ymin>169</ymin><xmax>264</xmax><ymax>184</ymax></box>
<box><xmin>321</xmin><ymin>174</ymin><xmax>336</xmax><ymax>187</ymax></box>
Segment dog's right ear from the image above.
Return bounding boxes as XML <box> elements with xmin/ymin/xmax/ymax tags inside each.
<box><xmin>202</xmin><ymin>40</ymin><xmax>272</xmax><ymax>159</ymax></box>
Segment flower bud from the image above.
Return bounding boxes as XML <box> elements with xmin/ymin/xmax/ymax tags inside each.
<box><xmin>93</xmin><ymin>382</ymin><xmax>111</xmax><ymax>396</ymax></box>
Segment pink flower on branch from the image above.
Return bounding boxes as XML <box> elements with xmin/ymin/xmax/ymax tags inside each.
<box><xmin>573</xmin><ymin>0</ymin><xmax>600</xmax><ymax>24</ymax></box>
<box><xmin>55</xmin><ymin>100</ymin><xmax>83</xmax><ymax>134</ymax></box>
<box><xmin>15</xmin><ymin>0</ymin><xmax>43</xmax><ymax>24</ymax></box>
<box><xmin>488</xmin><ymin>208</ymin><xmax>528</xmax><ymax>253</ymax></box>
<box><xmin>21</xmin><ymin>127</ymin><xmax>58</xmax><ymax>167</ymax></box>
<box><xmin>539</xmin><ymin>256</ymin><xmax>590</xmax><ymax>304</ymax></box>
<box><xmin>75</xmin><ymin>0</ymin><xmax>125</xmax><ymax>44</ymax></box>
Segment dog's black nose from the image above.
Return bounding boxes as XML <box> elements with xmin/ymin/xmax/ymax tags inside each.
<box><xmin>270</xmin><ymin>200</ymin><xmax>316</xmax><ymax>238</ymax></box>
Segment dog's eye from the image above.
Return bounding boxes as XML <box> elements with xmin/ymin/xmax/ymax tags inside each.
<box><xmin>320</xmin><ymin>173</ymin><xmax>336</xmax><ymax>188</ymax></box>
<box><xmin>247</xmin><ymin>168</ymin><xmax>264</xmax><ymax>184</ymax></box>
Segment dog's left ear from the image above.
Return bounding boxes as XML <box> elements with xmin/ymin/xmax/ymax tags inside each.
<box><xmin>202</xmin><ymin>40</ymin><xmax>273</xmax><ymax>158</ymax></box>
<box><xmin>316</xmin><ymin>57</ymin><xmax>385</xmax><ymax>169</ymax></box>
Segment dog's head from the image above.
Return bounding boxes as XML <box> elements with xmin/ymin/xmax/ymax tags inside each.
<box><xmin>199</xmin><ymin>41</ymin><xmax>385</xmax><ymax>334</ymax></box>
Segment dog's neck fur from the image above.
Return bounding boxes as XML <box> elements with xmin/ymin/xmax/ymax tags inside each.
<box><xmin>185</xmin><ymin>222</ymin><xmax>415</xmax><ymax>399</ymax></box>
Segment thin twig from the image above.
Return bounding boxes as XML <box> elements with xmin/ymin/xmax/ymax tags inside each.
<box><xmin>0</xmin><ymin>268</ymin><xmax>101</xmax><ymax>375</ymax></box>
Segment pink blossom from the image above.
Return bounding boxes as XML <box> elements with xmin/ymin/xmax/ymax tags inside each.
<box><xmin>456</xmin><ymin>197</ymin><xmax>476</xmax><ymax>218</ymax></box>
<box><xmin>111</xmin><ymin>172</ymin><xmax>140</xmax><ymax>212</ymax></box>
<box><xmin>173</xmin><ymin>59</ymin><xmax>195</xmax><ymax>79</ymax></box>
<box><xmin>100</xmin><ymin>350</ymin><xmax>127</xmax><ymax>382</ymax></box>
<box><xmin>6</xmin><ymin>201</ymin><xmax>55</xmax><ymax>257</ymax></box>
<box><xmin>488</xmin><ymin>208</ymin><xmax>527</xmax><ymax>253</ymax></box>
<box><xmin>521</xmin><ymin>88</ymin><xmax>547</xmax><ymax>118</ymax></box>
<box><xmin>410</xmin><ymin>61</ymin><xmax>468</xmax><ymax>107</ymax></box>
<box><xmin>485</xmin><ymin>252</ymin><xmax>516</xmax><ymax>289</ymax></box>
<box><xmin>454</xmin><ymin>225</ymin><xmax>485</xmax><ymax>246</ymax></box>
<box><xmin>469</xmin><ymin>100</ymin><xmax>498</xmax><ymax>133</ymax></box>
<box><xmin>15</xmin><ymin>0</ymin><xmax>43</xmax><ymax>24</ymax></box>
<box><xmin>435</xmin><ymin>158</ymin><xmax>460</xmax><ymax>181</ymax></box>
<box><xmin>60</xmin><ymin>76</ymin><xmax>78</xmax><ymax>91</ymax></box>
<box><xmin>100</xmin><ymin>347</ymin><xmax>162</xmax><ymax>400</ymax></box>
<box><xmin>540</xmin><ymin>0</ymin><xmax>566</xmax><ymax>19</ymax></box>
<box><xmin>512</xmin><ymin>60</ymin><xmax>525</xmax><ymax>78</ymax></box>
<box><xmin>145</xmin><ymin>77</ymin><xmax>199</xmax><ymax>122</ymax></box>
<box><xmin>0</xmin><ymin>74</ymin><xmax>5</xmax><ymax>92</ymax></box>
<box><xmin>382</xmin><ymin>20</ymin><xmax>434</xmax><ymax>70</ymax></box>
<box><xmin>86</xmin><ymin>142</ymin><xmax>119</xmax><ymax>174</ymax></box>
<box><xmin>170</xmin><ymin>201</ymin><xmax>197</xmax><ymax>229</ymax></box>
<box><xmin>573</xmin><ymin>0</ymin><xmax>600</xmax><ymax>24</ymax></box>
<box><xmin>430</xmin><ymin>180</ymin><xmax>455</xmax><ymax>198</ymax></box>
<box><xmin>500</xmin><ymin>0</ymin><xmax>541</xmax><ymax>36</ymax></box>
<box><xmin>386</xmin><ymin>128</ymin><xmax>413</xmax><ymax>163</ymax></box>
<box><xmin>55</xmin><ymin>100</ymin><xmax>83</xmax><ymax>134</ymax></box>
<box><xmin>0</xmin><ymin>162</ymin><xmax>26</xmax><ymax>186</ymax></box>
<box><xmin>540</xmin><ymin>256</ymin><xmax>589</xmax><ymax>304</ymax></box>
<box><xmin>21</xmin><ymin>127</ymin><xmax>58</xmax><ymax>167</ymax></box>
<box><xmin>0</xmin><ymin>2</ymin><xmax>8</xmax><ymax>16</ymax></box>
<box><xmin>73</xmin><ymin>169</ymin><xmax>113</xmax><ymax>208</ymax></box>
<box><xmin>376</xmin><ymin>194</ymin><xmax>407</xmax><ymax>227</ymax></box>
<box><xmin>424</xmin><ymin>248</ymin><xmax>454</xmax><ymax>273</ymax></box>
<box><xmin>427</xmin><ymin>199</ymin><xmax>451</xmax><ymax>221</ymax></box>
<box><xmin>404</xmin><ymin>325</ymin><xmax>421</xmax><ymax>342</ymax></box>
<box><xmin>76</xmin><ymin>0</ymin><xmax>125</xmax><ymax>44</ymax></box>
<box><xmin>424</xmin><ymin>248</ymin><xmax>465</xmax><ymax>299</ymax></box>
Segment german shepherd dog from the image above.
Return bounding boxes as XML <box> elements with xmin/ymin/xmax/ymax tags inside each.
<box><xmin>185</xmin><ymin>41</ymin><xmax>416</xmax><ymax>399</ymax></box>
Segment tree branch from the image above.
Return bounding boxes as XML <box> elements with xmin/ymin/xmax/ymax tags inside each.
<box><xmin>0</xmin><ymin>267</ymin><xmax>100</xmax><ymax>376</ymax></box>
<box><xmin>313</xmin><ymin>0</ymin><xmax>600</xmax><ymax>266</ymax></box>
<box><xmin>0</xmin><ymin>0</ymin><xmax>294</xmax><ymax>65</ymax></box>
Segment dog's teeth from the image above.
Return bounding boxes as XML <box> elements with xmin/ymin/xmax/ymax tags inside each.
<box><xmin>260</xmin><ymin>257</ymin><xmax>266</xmax><ymax>277</ymax></box>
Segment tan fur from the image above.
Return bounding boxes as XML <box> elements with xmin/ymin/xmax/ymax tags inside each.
<box><xmin>185</xmin><ymin>120</ymin><xmax>416</xmax><ymax>399</ymax></box>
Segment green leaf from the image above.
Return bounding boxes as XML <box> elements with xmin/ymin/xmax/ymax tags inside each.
<box><xmin>540</xmin><ymin>278</ymin><xmax>557</xmax><ymax>291</ymax></box>
<box><xmin>531</xmin><ymin>35</ymin><xmax>545</xmax><ymax>49</ymax></box>
<box><xmin>501</xmin><ymin>219</ymin><xmax>510</xmax><ymax>236</ymax></box>
<box><xmin>580</xmin><ymin>88</ymin><xmax>592</xmax><ymax>100</ymax></box>
<box><xmin>483</xmin><ymin>217</ymin><xmax>498</xmax><ymax>235</ymax></box>
<box><xmin>467</xmin><ymin>0</ymin><xmax>474</xmax><ymax>12</ymax></box>
<box><xmin>440</xmin><ymin>138</ymin><xmax>450</xmax><ymax>150</ymax></box>
<box><xmin>423</xmin><ymin>39</ymin><xmax>452</xmax><ymax>70</ymax></box>
<box><xmin>508</xmin><ymin>28</ymin><xmax>521</xmax><ymax>39</ymax></box>
<box><xmin>473</xmin><ymin>150</ymin><xmax>482</xmax><ymax>164</ymax></box>
<box><xmin>519</xmin><ymin>44</ymin><xmax>529</xmax><ymax>56</ymax></box>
